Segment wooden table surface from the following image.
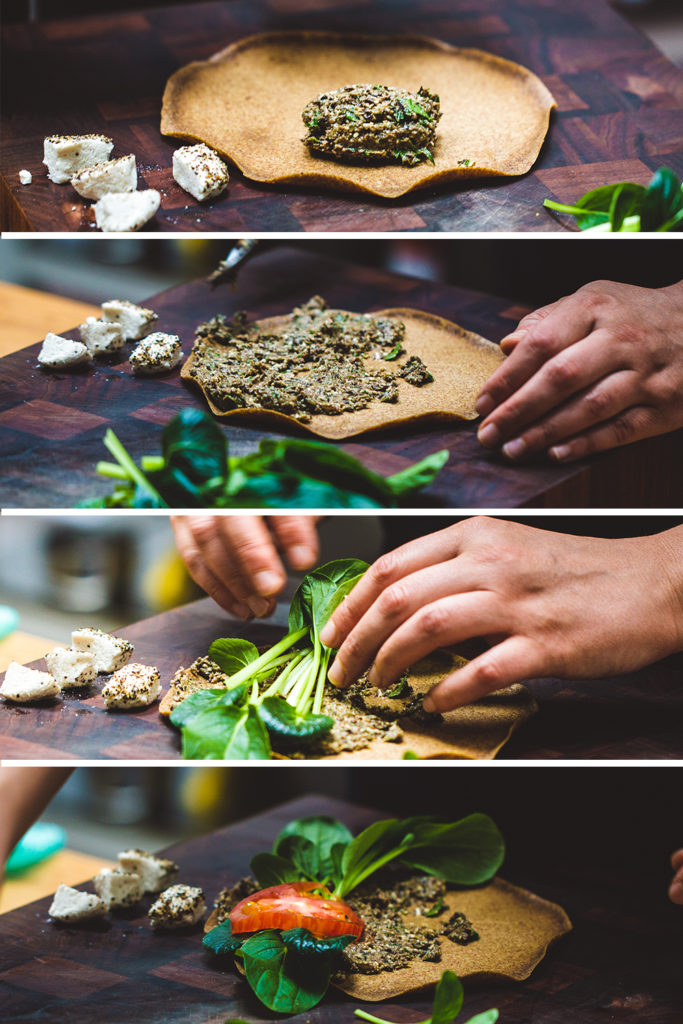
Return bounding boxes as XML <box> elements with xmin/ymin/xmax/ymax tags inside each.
<box><xmin>1</xmin><ymin>248</ymin><xmax>681</xmax><ymax>509</ymax></box>
<box><xmin>1</xmin><ymin>596</ymin><xmax>682</xmax><ymax>761</ymax></box>
<box><xmin>2</xmin><ymin>0</ymin><xmax>682</xmax><ymax>233</ymax></box>
<box><xmin>0</xmin><ymin>850</ymin><xmax>115</xmax><ymax>916</ymax></box>
<box><xmin>0</xmin><ymin>794</ymin><xmax>680</xmax><ymax>1024</ymax></box>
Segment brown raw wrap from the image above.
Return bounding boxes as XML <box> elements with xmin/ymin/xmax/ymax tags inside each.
<box><xmin>181</xmin><ymin>307</ymin><xmax>505</xmax><ymax>440</ymax></box>
<box><xmin>161</xmin><ymin>32</ymin><xmax>556</xmax><ymax>199</ymax></box>
<box><xmin>204</xmin><ymin>879</ymin><xmax>571</xmax><ymax>993</ymax></box>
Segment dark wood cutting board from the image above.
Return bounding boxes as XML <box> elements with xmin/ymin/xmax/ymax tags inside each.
<box><xmin>0</xmin><ymin>794</ymin><xmax>681</xmax><ymax>1024</ymax></box>
<box><xmin>2</xmin><ymin>0</ymin><xmax>683</xmax><ymax>233</ymax></box>
<box><xmin>1</xmin><ymin>596</ymin><xmax>682</xmax><ymax>761</ymax></box>
<box><xmin>1</xmin><ymin>248</ymin><xmax>681</xmax><ymax>509</ymax></box>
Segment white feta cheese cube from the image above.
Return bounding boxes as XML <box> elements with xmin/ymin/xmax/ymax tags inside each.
<box><xmin>117</xmin><ymin>850</ymin><xmax>179</xmax><ymax>893</ymax></box>
<box><xmin>71</xmin><ymin>627</ymin><xmax>134</xmax><ymax>673</ymax></box>
<box><xmin>19</xmin><ymin>169</ymin><xmax>32</xmax><ymax>185</ymax></box>
<box><xmin>94</xmin><ymin>189</ymin><xmax>160</xmax><ymax>232</ymax></box>
<box><xmin>93</xmin><ymin>868</ymin><xmax>143</xmax><ymax>909</ymax></box>
<box><xmin>101</xmin><ymin>299</ymin><xmax>158</xmax><ymax>341</ymax></box>
<box><xmin>43</xmin><ymin>134</ymin><xmax>114</xmax><ymax>185</ymax></box>
<box><xmin>49</xmin><ymin>884</ymin><xmax>106</xmax><ymax>922</ymax></box>
<box><xmin>78</xmin><ymin>317</ymin><xmax>125</xmax><ymax>355</ymax></box>
<box><xmin>129</xmin><ymin>332</ymin><xmax>182</xmax><ymax>375</ymax></box>
<box><xmin>0</xmin><ymin>662</ymin><xmax>60</xmax><ymax>703</ymax></box>
<box><xmin>44</xmin><ymin>647</ymin><xmax>96</xmax><ymax>689</ymax></box>
<box><xmin>71</xmin><ymin>154</ymin><xmax>137</xmax><ymax>200</ymax></box>
<box><xmin>38</xmin><ymin>332</ymin><xmax>92</xmax><ymax>369</ymax></box>
<box><xmin>172</xmin><ymin>144</ymin><xmax>229</xmax><ymax>202</ymax></box>
<box><xmin>102</xmin><ymin>663</ymin><xmax>161</xmax><ymax>710</ymax></box>
<box><xmin>148</xmin><ymin>884</ymin><xmax>206</xmax><ymax>930</ymax></box>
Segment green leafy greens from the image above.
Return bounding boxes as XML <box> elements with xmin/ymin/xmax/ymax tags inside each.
<box><xmin>170</xmin><ymin>559</ymin><xmax>369</xmax><ymax>760</ymax></box>
<box><xmin>354</xmin><ymin>970</ymin><xmax>499</xmax><ymax>1024</ymax></box>
<box><xmin>82</xmin><ymin>409</ymin><xmax>448</xmax><ymax>509</ymax></box>
<box><xmin>203</xmin><ymin>814</ymin><xmax>504</xmax><ymax>1015</ymax></box>
<box><xmin>543</xmin><ymin>166</ymin><xmax>683</xmax><ymax>232</ymax></box>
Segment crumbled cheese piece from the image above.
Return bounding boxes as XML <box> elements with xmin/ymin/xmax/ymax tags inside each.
<box><xmin>38</xmin><ymin>332</ymin><xmax>92</xmax><ymax>369</ymax></box>
<box><xmin>49</xmin><ymin>884</ymin><xmax>106</xmax><ymax>922</ymax></box>
<box><xmin>78</xmin><ymin>317</ymin><xmax>125</xmax><ymax>355</ymax></box>
<box><xmin>43</xmin><ymin>134</ymin><xmax>114</xmax><ymax>185</ymax></box>
<box><xmin>117</xmin><ymin>849</ymin><xmax>179</xmax><ymax>893</ymax></box>
<box><xmin>101</xmin><ymin>663</ymin><xmax>161</xmax><ymax>709</ymax></box>
<box><xmin>19</xmin><ymin>169</ymin><xmax>32</xmax><ymax>185</ymax></box>
<box><xmin>172</xmin><ymin>144</ymin><xmax>229</xmax><ymax>202</ymax></box>
<box><xmin>71</xmin><ymin>627</ymin><xmax>134</xmax><ymax>673</ymax></box>
<box><xmin>44</xmin><ymin>647</ymin><xmax>96</xmax><ymax>689</ymax></box>
<box><xmin>71</xmin><ymin>154</ymin><xmax>137</xmax><ymax>200</ymax></box>
<box><xmin>94</xmin><ymin>189</ymin><xmax>160</xmax><ymax>232</ymax></box>
<box><xmin>0</xmin><ymin>662</ymin><xmax>60</xmax><ymax>703</ymax></box>
<box><xmin>93</xmin><ymin>868</ymin><xmax>143</xmax><ymax>909</ymax></box>
<box><xmin>148</xmin><ymin>884</ymin><xmax>206</xmax><ymax>930</ymax></box>
<box><xmin>129</xmin><ymin>332</ymin><xmax>182</xmax><ymax>375</ymax></box>
<box><xmin>101</xmin><ymin>299</ymin><xmax>158</xmax><ymax>341</ymax></box>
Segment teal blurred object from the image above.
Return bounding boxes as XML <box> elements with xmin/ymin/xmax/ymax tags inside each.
<box><xmin>5</xmin><ymin>823</ymin><xmax>67</xmax><ymax>876</ymax></box>
<box><xmin>0</xmin><ymin>605</ymin><xmax>19</xmax><ymax>641</ymax></box>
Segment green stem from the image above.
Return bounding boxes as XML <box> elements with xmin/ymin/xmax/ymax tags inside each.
<box><xmin>222</xmin><ymin>627</ymin><xmax>308</xmax><ymax>691</ymax></box>
<box><xmin>96</xmin><ymin>461</ymin><xmax>129</xmax><ymax>480</ymax></box>
<box><xmin>543</xmin><ymin>198</ymin><xmax>609</xmax><ymax>219</ymax></box>
<box><xmin>335</xmin><ymin>843</ymin><xmax>414</xmax><ymax>899</ymax></box>
<box><xmin>282</xmin><ymin>653</ymin><xmax>314</xmax><ymax>698</ymax></box>
<box><xmin>103</xmin><ymin>429</ymin><xmax>166</xmax><ymax>506</ymax></box>
<box><xmin>294</xmin><ymin>641</ymin><xmax>321</xmax><ymax>714</ymax></box>
<box><xmin>312</xmin><ymin>647</ymin><xmax>331</xmax><ymax>715</ymax></box>
<box><xmin>258</xmin><ymin>650</ymin><xmax>306</xmax><ymax>701</ymax></box>
<box><xmin>354</xmin><ymin>1011</ymin><xmax>395</xmax><ymax>1024</ymax></box>
<box><xmin>141</xmin><ymin>455</ymin><xmax>165</xmax><ymax>472</ymax></box>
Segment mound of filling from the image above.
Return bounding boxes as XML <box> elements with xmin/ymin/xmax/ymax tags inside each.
<box><xmin>188</xmin><ymin>295</ymin><xmax>434</xmax><ymax>422</ymax></box>
<box><xmin>302</xmin><ymin>84</ymin><xmax>441</xmax><ymax>166</ymax></box>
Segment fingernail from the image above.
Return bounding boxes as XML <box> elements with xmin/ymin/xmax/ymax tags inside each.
<box><xmin>247</xmin><ymin>596</ymin><xmax>271</xmax><ymax>618</ymax></box>
<box><xmin>669</xmin><ymin>879</ymin><xmax>683</xmax><ymax>904</ymax></box>
<box><xmin>288</xmin><ymin>545</ymin><xmax>316</xmax><ymax>570</ymax></box>
<box><xmin>253</xmin><ymin>570</ymin><xmax>282</xmax><ymax>597</ymax></box>
<box><xmin>502</xmin><ymin>437</ymin><xmax>526</xmax><ymax>461</ymax></box>
<box><xmin>231</xmin><ymin>602</ymin><xmax>253</xmax><ymax>620</ymax></box>
<box><xmin>327</xmin><ymin>658</ymin><xmax>346</xmax><ymax>687</ymax></box>
<box><xmin>549</xmin><ymin>444</ymin><xmax>571</xmax><ymax>462</ymax></box>
<box><xmin>319</xmin><ymin>621</ymin><xmax>337</xmax><ymax>648</ymax></box>
<box><xmin>477</xmin><ymin>423</ymin><xmax>500</xmax><ymax>448</ymax></box>
<box><xmin>475</xmin><ymin>393</ymin><xmax>495</xmax><ymax>417</ymax></box>
<box><xmin>368</xmin><ymin>665</ymin><xmax>383</xmax><ymax>688</ymax></box>
<box><xmin>423</xmin><ymin>694</ymin><xmax>436</xmax><ymax>713</ymax></box>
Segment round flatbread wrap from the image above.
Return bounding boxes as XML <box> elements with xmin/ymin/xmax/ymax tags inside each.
<box><xmin>161</xmin><ymin>32</ymin><xmax>556</xmax><ymax>199</ymax></box>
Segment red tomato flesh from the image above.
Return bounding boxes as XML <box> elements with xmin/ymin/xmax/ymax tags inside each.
<box><xmin>230</xmin><ymin>881</ymin><xmax>364</xmax><ymax>940</ymax></box>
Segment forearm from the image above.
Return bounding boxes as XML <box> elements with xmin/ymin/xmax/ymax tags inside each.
<box><xmin>0</xmin><ymin>767</ymin><xmax>73</xmax><ymax>869</ymax></box>
<box><xmin>652</xmin><ymin>524</ymin><xmax>683</xmax><ymax>655</ymax></box>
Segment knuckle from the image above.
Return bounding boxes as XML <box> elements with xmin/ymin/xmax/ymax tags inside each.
<box><xmin>371</xmin><ymin>552</ymin><xmax>400</xmax><ymax>587</ymax></box>
<box><xmin>419</xmin><ymin>603</ymin><xmax>451</xmax><ymax>637</ymax></box>
<box><xmin>475</xmin><ymin>656</ymin><xmax>504</xmax><ymax>690</ymax></box>
<box><xmin>524</xmin><ymin>331</ymin><xmax>553</xmax><ymax>358</ymax></box>
<box><xmin>190</xmin><ymin>516</ymin><xmax>218</xmax><ymax>546</ymax></box>
<box><xmin>377</xmin><ymin>582</ymin><xmax>409</xmax><ymax>618</ymax></box>
<box><xmin>340</xmin><ymin>629</ymin><xmax>363</xmax><ymax>663</ymax></box>
<box><xmin>611</xmin><ymin>413</ymin><xmax>637</xmax><ymax>445</ymax></box>
<box><xmin>584</xmin><ymin>387</ymin><xmax>613</xmax><ymax>420</ymax></box>
<box><xmin>546</xmin><ymin>356</ymin><xmax>578</xmax><ymax>390</ymax></box>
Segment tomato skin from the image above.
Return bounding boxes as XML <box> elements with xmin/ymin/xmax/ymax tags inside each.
<box><xmin>230</xmin><ymin>881</ymin><xmax>364</xmax><ymax>940</ymax></box>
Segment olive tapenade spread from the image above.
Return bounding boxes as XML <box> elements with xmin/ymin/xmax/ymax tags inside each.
<box><xmin>211</xmin><ymin>869</ymin><xmax>479</xmax><ymax>978</ymax></box>
<box><xmin>302</xmin><ymin>84</ymin><xmax>441</xmax><ymax>166</ymax></box>
<box><xmin>189</xmin><ymin>295</ymin><xmax>434</xmax><ymax>422</ymax></box>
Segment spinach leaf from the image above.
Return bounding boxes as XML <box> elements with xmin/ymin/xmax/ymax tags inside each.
<box><xmin>354</xmin><ymin>969</ymin><xmax>497</xmax><ymax>1024</ymax></box>
<box><xmin>170</xmin><ymin>684</ymin><xmax>248</xmax><ymax>730</ymax></box>
<box><xmin>461</xmin><ymin>1013</ymin><xmax>499</xmax><ymax>1024</ymax></box>
<box><xmin>543</xmin><ymin>166</ymin><xmax>683</xmax><ymax>232</ymax></box>
<box><xmin>383</xmin><ymin>340</ymin><xmax>404</xmax><ymax>361</ymax></box>
<box><xmin>280</xmin><ymin>927</ymin><xmax>355</xmax><ymax>957</ymax></box>
<box><xmin>250</xmin><ymin>852</ymin><xmax>300</xmax><ymax>887</ymax></box>
<box><xmin>274</xmin><ymin>815</ymin><xmax>353</xmax><ymax>881</ymax></box>
<box><xmin>240</xmin><ymin>930</ymin><xmax>332</xmax><ymax>1014</ymax></box>
<box><xmin>273</xmin><ymin>835</ymin><xmax>319</xmax><ymax>879</ymax></box>
<box><xmin>288</xmin><ymin>558</ymin><xmax>369</xmax><ymax>634</ymax></box>
<box><xmin>161</xmin><ymin>407</ymin><xmax>227</xmax><ymax>486</ymax></box>
<box><xmin>386</xmin><ymin>450</ymin><xmax>449</xmax><ymax>498</ymax></box>
<box><xmin>641</xmin><ymin>166</ymin><xmax>683</xmax><ymax>231</ymax></box>
<box><xmin>209</xmin><ymin>638</ymin><xmax>260</xmax><ymax>676</ymax></box>
<box><xmin>259</xmin><ymin>697</ymin><xmax>333</xmax><ymax>743</ymax></box>
<box><xmin>398</xmin><ymin>814</ymin><xmax>505</xmax><ymax>885</ymax></box>
<box><xmin>223</xmin><ymin>704</ymin><xmax>272</xmax><ymax>760</ymax></box>
<box><xmin>424</xmin><ymin>895</ymin><xmax>445</xmax><ymax>917</ymax></box>
<box><xmin>181</xmin><ymin>702</ymin><xmax>271</xmax><ymax>760</ymax></box>
<box><xmin>202</xmin><ymin>919</ymin><xmax>251</xmax><ymax>956</ymax></box>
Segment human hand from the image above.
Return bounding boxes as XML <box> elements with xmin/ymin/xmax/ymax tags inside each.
<box><xmin>319</xmin><ymin>517</ymin><xmax>683</xmax><ymax>712</ymax></box>
<box><xmin>171</xmin><ymin>515</ymin><xmax>320</xmax><ymax>619</ymax></box>
<box><xmin>476</xmin><ymin>279</ymin><xmax>683</xmax><ymax>463</ymax></box>
<box><xmin>669</xmin><ymin>849</ymin><xmax>683</xmax><ymax>905</ymax></box>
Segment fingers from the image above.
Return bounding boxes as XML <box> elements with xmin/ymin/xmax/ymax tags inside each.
<box><xmin>326</xmin><ymin>559</ymin><xmax>490</xmax><ymax>688</ymax></box>
<box><xmin>498</xmin><ymin>301</ymin><xmax>562</xmax><ymax>356</ymax></box>
<box><xmin>547</xmin><ymin>404</ymin><xmax>662</xmax><ymax>463</ymax></box>
<box><xmin>669</xmin><ymin>854</ymin><xmax>683</xmax><ymax>905</ymax></box>
<box><xmin>270</xmin><ymin>516</ymin><xmax>320</xmax><ymax>571</ymax></box>
<box><xmin>671</xmin><ymin>849</ymin><xmax>683</xmax><ymax>871</ymax></box>
<box><xmin>423</xmin><ymin>635</ymin><xmax>546</xmax><ymax>712</ymax></box>
<box><xmin>497</xmin><ymin>368</ymin><xmax>640</xmax><ymax>461</ymax></box>
<box><xmin>319</xmin><ymin>524</ymin><xmax>467</xmax><ymax>651</ymax></box>
<box><xmin>171</xmin><ymin>516</ymin><xmax>253</xmax><ymax>618</ymax></box>
<box><xmin>476</xmin><ymin>294</ymin><xmax>596</xmax><ymax>424</ymax></box>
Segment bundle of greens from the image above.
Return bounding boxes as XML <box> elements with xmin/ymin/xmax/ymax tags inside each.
<box><xmin>170</xmin><ymin>559</ymin><xmax>369</xmax><ymax>759</ymax></box>
<box><xmin>82</xmin><ymin>409</ymin><xmax>448</xmax><ymax>508</ymax></box>
<box><xmin>543</xmin><ymin>166</ymin><xmax>683</xmax><ymax>232</ymax></box>
<box><xmin>204</xmin><ymin>812</ymin><xmax>505</xmax><ymax>1014</ymax></box>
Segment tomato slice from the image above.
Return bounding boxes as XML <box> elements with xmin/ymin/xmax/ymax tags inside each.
<box><xmin>230</xmin><ymin>881</ymin><xmax>364</xmax><ymax>940</ymax></box>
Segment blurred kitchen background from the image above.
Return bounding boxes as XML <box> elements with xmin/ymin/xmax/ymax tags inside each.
<box><xmin>0</xmin><ymin>239</ymin><xmax>682</xmax><ymax>316</ymax></box>
<box><xmin>2</xmin><ymin>1</ymin><xmax>681</xmax><ymax>67</ymax></box>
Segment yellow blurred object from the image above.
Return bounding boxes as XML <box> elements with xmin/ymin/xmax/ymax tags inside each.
<box><xmin>180</xmin><ymin>767</ymin><xmax>234</xmax><ymax>827</ymax></box>
<box><xmin>141</xmin><ymin>548</ymin><xmax>196</xmax><ymax>612</ymax></box>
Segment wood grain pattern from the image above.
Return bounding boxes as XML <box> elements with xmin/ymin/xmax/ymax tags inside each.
<box><xmin>0</xmin><ymin>249</ymin><xmax>681</xmax><ymax>509</ymax></box>
<box><xmin>0</xmin><ymin>795</ymin><xmax>680</xmax><ymax>1023</ymax></box>
<box><xmin>1</xmin><ymin>596</ymin><xmax>681</xmax><ymax>761</ymax></box>
<box><xmin>2</xmin><ymin>0</ymin><xmax>682</xmax><ymax>232</ymax></box>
